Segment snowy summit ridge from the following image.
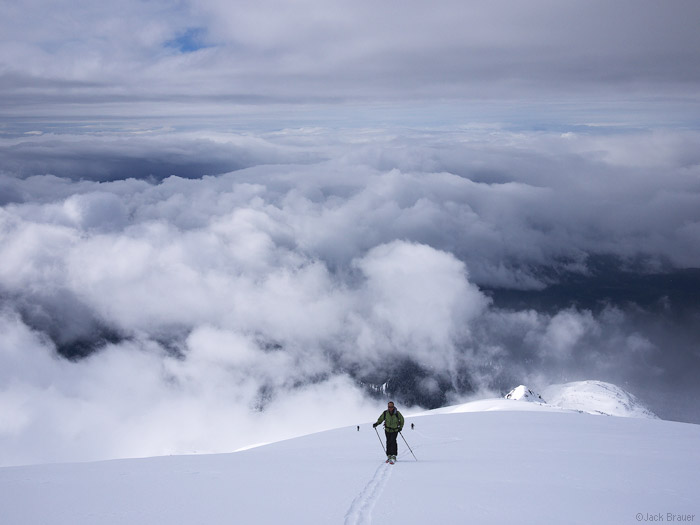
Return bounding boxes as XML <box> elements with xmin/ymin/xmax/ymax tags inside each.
<box><xmin>541</xmin><ymin>380</ymin><xmax>658</xmax><ymax>419</ymax></box>
<box><xmin>503</xmin><ymin>380</ymin><xmax>657</xmax><ymax>419</ymax></box>
<box><xmin>505</xmin><ymin>385</ymin><xmax>546</xmax><ymax>403</ymax></box>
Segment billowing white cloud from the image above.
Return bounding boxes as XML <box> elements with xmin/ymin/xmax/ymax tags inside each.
<box><xmin>349</xmin><ymin>241</ymin><xmax>488</xmax><ymax>370</ymax></box>
<box><xmin>0</xmin><ymin>308</ymin><xmax>378</xmax><ymax>466</ymax></box>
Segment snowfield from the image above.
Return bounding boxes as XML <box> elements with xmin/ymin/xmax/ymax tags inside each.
<box><xmin>1</xmin><ymin>390</ymin><xmax>698</xmax><ymax>525</ymax></box>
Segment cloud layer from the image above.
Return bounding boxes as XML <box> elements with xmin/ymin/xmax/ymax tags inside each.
<box><xmin>1</xmin><ymin>127</ymin><xmax>699</xmax><ymax>465</ymax></box>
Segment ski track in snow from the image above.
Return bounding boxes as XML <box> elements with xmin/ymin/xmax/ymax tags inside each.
<box><xmin>344</xmin><ymin>462</ymin><xmax>393</xmax><ymax>525</ymax></box>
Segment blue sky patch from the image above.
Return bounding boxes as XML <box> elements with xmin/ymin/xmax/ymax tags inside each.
<box><xmin>165</xmin><ymin>28</ymin><xmax>209</xmax><ymax>53</ymax></box>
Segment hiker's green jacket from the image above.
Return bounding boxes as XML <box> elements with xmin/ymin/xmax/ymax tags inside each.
<box><xmin>375</xmin><ymin>409</ymin><xmax>404</xmax><ymax>433</ymax></box>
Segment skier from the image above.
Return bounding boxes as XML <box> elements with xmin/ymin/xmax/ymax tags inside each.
<box><xmin>373</xmin><ymin>401</ymin><xmax>404</xmax><ymax>464</ymax></box>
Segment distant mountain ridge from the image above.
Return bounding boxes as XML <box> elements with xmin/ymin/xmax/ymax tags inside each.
<box><xmin>504</xmin><ymin>380</ymin><xmax>657</xmax><ymax>419</ymax></box>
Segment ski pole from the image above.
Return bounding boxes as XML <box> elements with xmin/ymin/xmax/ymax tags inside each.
<box><xmin>399</xmin><ymin>431</ymin><xmax>417</xmax><ymax>461</ymax></box>
<box><xmin>374</xmin><ymin>426</ymin><xmax>386</xmax><ymax>455</ymax></box>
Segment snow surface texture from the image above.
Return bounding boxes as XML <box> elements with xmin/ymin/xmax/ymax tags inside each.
<box><xmin>1</xmin><ymin>397</ymin><xmax>697</xmax><ymax>525</ymax></box>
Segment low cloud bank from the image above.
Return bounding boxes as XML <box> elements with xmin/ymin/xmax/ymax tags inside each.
<box><xmin>1</xmin><ymin>127</ymin><xmax>699</xmax><ymax>465</ymax></box>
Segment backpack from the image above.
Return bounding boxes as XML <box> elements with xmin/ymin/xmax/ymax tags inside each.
<box><xmin>383</xmin><ymin>409</ymin><xmax>403</xmax><ymax>430</ymax></box>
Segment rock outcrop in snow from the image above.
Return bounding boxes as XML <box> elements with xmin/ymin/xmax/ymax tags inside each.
<box><xmin>541</xmin><ymin>380</ymin><xmax>658</xmax><ymax>419</ymax></box>
<box><xmin>504</xmin><ymin>385</ymin><xmax>546</xmax><ymax>403</ymax></box>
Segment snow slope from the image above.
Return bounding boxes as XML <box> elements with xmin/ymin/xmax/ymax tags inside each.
<box><xmin>1</xmin><ymin>399</ymin><xmax>697</xmax><ymax>525</ymax></box>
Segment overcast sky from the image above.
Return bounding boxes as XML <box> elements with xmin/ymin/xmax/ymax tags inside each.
<box><xmin>2</xmin><ymin>0</ymin><xmax>700</xmax><ymax>127</ymax></box>
<box><xmin>1</xmin><ymin>1</ymin><xmax>700</xmax><ymax>466</ymax></box>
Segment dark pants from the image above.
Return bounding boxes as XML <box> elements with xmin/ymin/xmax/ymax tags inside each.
<box><xmin>385</xmin><ymin>431</ymin><xmax>398</xmax><ymax>456</ymax></box>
